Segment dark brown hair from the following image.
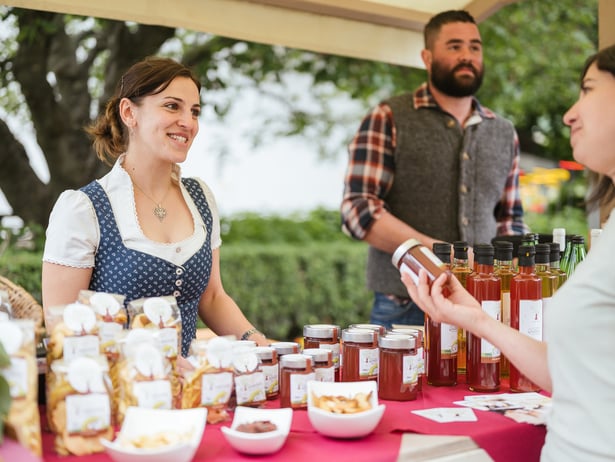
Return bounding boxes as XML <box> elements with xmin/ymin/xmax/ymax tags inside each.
<box><xmin>581</xmin><ymin>45</ymin><xmax>615</xmax><ymax>211</ymax></box>
<box><xmin>423</xmin><ymin>10</ymin><xmax>476</xmax><ymax>50</ymax></box>
<box><xmin>86</xmin><ymin>56</ymin><xmax>201</xmax><ymax>166</ymax></box>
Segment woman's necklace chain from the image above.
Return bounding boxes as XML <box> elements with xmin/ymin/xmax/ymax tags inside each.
<box><xmin>132</xmin><ymin>180</ymin><xmax>172</xmax><ymax>222</ymax></box>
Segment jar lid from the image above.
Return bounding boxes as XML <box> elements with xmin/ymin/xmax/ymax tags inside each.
<box><xmin>390</xmin><ymin>327</ymin><xmax>423</xmax><ymax>341</ymax></box>
<box><xmin>303</xmin><ymin>324</ymin><xmax>340</xmax><ymax>339</ymax></box>
<box><xmin>348</xmin><ymin>323</ymin><xmax>385</xmax><ymax>336</ymax></box>
<box><xmin>270</xmin><ymin>341</ymin><xmax>300</xmax><ymax>355</ymax></box>
<box><xmin>379</xmin><ymin>333</ymin><xmax>416</xmax><ymax>349</ymax></box>
<box><xmin>280</xmin><ymin>353</ymin><xmax>311</xmax><ymax>368</ymax></box>
<box><xmin>341</xmin><ymin>328</ymin><xmax>375</xmax><ymax>343</ymax></box>
<box><xmin>301</xmin><ymin>348</ymin><xmax>331</xmax><ymax>362</ymax></box>
<box><xmin>254</xmin><ymin>346</ymin><xmax>276</xmax><ymax>361</ymax></box>
<box><xmin>391</xmin><ymin>238</ymin><xmax>422</xmax><ymax>268</ymax></box>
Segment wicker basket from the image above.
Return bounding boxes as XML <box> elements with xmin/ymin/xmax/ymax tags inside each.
<box><xmin>0</xmin><ymin>275</ymin><xmax>43</xmax><ymax>328</ymax></box>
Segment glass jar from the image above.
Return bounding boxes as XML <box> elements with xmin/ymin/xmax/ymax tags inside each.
<box><xmin>391</xmin><ymin>238</ymin><xmax>450</xmax><ymax>286</ymax></box>
<box><xmin>303</xmin><ymin>324</ymin><xmax>340</xmax><ymax>381</ymax></box>
<box><xmin>378</xmin><ymin>333</ymin><xmax>418</xmax><ymax>401</ymax></box>
<box><xmin>279</xmin><ymin>354</ymin><xmax>314</xmax><ymax>409</ymax></box>
<box><xmin>340</xmin><ymin>328</ymin><xmax>378</xmax><ymax>382</ymax></box>
<box><xmin>390</xmin><ymin>327</ymin><xmax>424</xmax><ymax>391</ymax></box>
<box><xmin>302</xmin><ymin>348</ymin><xmax>334</xmax><ymax>382</ymax></box>
<box><xmin>254</xmin><ymin>346</ymin><xmax>279</xmax><ymax>400</ymax></box>
<box><xmin>232</xmin><ymin>346</ymin><xmax>266</xmax><ymax>408</ymax></box>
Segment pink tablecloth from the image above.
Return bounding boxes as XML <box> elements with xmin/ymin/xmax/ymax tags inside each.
<box><xmin>39</xmin><ymin>377</ymin><xmax>546</xmax><ymax>462</ymax></box>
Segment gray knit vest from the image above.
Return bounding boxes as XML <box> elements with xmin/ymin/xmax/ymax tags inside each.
<box><xmin>367</xmin><ymin>93</ymin><xmax>516</xmax><ymax>297</ymax></box>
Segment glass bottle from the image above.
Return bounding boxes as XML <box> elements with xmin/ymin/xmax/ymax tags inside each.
<box><xmin>562</xmin><ymin>235</ymin><xmax>587</xmax><ymax>276</ymax></box>
<box><xmin>559</xmin><ymin>235</ymin><xmax>573</xmax><ymax>274</ymax></box>
<box><xmin>451</xmin><ymin>241</ymin><xmax>472</xmax><ymax>375</ymax></box>
<box><xmin>535</xmin><ymin>243</ymin><xmax>557</xmax><ymax>312</ymax></box>
<box><xmin>465</xmin><ymin>244</ymin><xmax>501</xmax><ymax>392</ymax></box>
<box><xmin>549</xmin><ymin>242</ymin><xmax>567</xmax><ymax>289</ymax></box>
<box><xmin>493</xmin><ymin>240</ymin><xmax>516</xmax><ymax>378</ymax></box>
<box><xmin>552</xmin><ymin>228</ymin><xmax>566</xmax><ymax>256</ymax></box>
<box><xmin>432</xmin><ymin>242</ymin><xmax>452</xmax><ymax>268</ymax></box>
<box><xmin>510</xmin><ymin>244</ymin><xmax>542</xmax><ymax>392</ymax></box>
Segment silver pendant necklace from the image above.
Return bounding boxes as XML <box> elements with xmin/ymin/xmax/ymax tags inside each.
<box><xmin>132</xmin><ymin>181</ymin><xmax>172</xmax><ymax>222</ymax></box>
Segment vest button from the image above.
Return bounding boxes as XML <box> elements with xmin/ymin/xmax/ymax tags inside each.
<box><xmin>173</xmin><ymin>290</ymin><xmax>181</xmax><ymax>298</ymax></box>
<box><xmin>175</xmin><ymin>268</ymin><xmax>183</xmax><ymax>275</ymax></box>
<box><xmin>175</xmin><ymin>279</ymin><xmax>183</xmax><ymax>287</ymax></box>
<box><xmin>462</xmin><ymin>152</ymin><xmax>470</xmax><ymax>161</ymax></box>
<box><xmin>447</xmin><ymin>119</ymin><xmax>456</xmax><ymax>128</ymax></box>
<box><xmin>175</xmin><ymin>247</ymin><xmax>181</xmax><ymax>253</ymax></box>
<box><xmin>460</xmin><ymin>184</ymin><xmax>468</xmax><ymax>194</ymax></box>
<box><xmin>462</xmin><ymin>217</ymin><xmax>469</xmax><ymax>226</ymax></box>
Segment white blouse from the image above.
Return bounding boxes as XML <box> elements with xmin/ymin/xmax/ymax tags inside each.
<box><xmin>43</xmin><ymin>156</ymin><xmax>222</xmax><ymax>268</ymax></box>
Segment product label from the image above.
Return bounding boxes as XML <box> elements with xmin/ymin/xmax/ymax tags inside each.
<box><xmin>65</xmin><ymin>393</ymin><xmax>111</xmax><ymax>434</ymax></box>
<box><xmin>260</xmin><ymin>364</ymin><xmax>279</xmax><ymax>394</ymax></box>
<box><xmin>98</xmin><ymin>321</ymin><xmax>123</xmax><ymax>351</ymax></box>
<box><xmin>63</xmin><ymin>335</ymin><xmax>100</xmax><ymax>363</ymax></box>
<box><xmin>235</xmin><ymin>371</ymin><xmax>266</xmax><ymax>405</ymax></box>
<box><xmin>358</xmin><ymin>347</ymin><xmax>379</xmax><ymax>377</ymax></box>
<box><xmin>314</xmin><ymin>366</ymin><xmax>335</xmax><ymax>382</ymax></box>
<box><xmin>200</xmin><ymin>371</ymin><xmax>233</xmax><ymax>406</ymax></box>
<box><xmin>502</xmin><ymin>291</ymin><xmax>511</xmax><ymax>327</ymax></box>
<box><xmin>3</xmin><ymin>356</ymin><xmax>28</xmax><ymax>399</ymax></box>
<box><xmin>519</xmin><ymin>299</ymin><xmax>543</xmax><ymax>341</ymax></box>
<box><xmin>417</xmin><ymin>347</ymin><xmax>425</xmax><ymax>374</ymax></box>
<box><xmin>481</xmin><ymin>300</ymin><xmax>501</xmax><ymax>361</ymax></box>
<box><xmin>158</xmin><ymin>327</ymin><xmax>178</xmax><ymax>358</ymax></box>
<box><xmin>402</xmin><ymin>354</ymin><xmax>419</xmax><ymax>385</ymax></box>
<box><xmin>133</xmin><ymin>380</ymin><xmax>172</xmax><ymax>409</ymax></box>
<box><xmin>400</xmin><ymin>262</ymin><xmax>419</xmax><ymax>285</ymax></box>
<box><xmin>319</xmin><ymin>343</ymin><xmax>341</xmax><ymax>369</ymax></box>
<box><xmin>290</xmin><ymin>372</ymin><xmax>315</xmax><ymax>405</ymax></box>
<box><xmin>440</xmin><ymin>323</ymin><xmax>458</xmax><ymax>358</ymax></box>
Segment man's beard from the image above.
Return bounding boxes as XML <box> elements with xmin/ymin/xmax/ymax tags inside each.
<box><xmin>430</xmin><ymin>61</ymin><xmax>484</xmax><ymax>97</ymax></box>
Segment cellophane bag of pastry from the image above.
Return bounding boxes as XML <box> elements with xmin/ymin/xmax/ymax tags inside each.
<box><xmin>47</xmin><ymin>355</ymin><xmax>114</xmax><ymax>455</ymax></box>
<box><xmin>127</xmin><ymin>296</ymin><xmax>182</xmax><ymax>370</ymax></box>
<box><xmin>231</xmin><ymin>343</ymin><xmax>266</xmax><ymax>408</ymax></box>
<box><xmin>116</xmin><ymin>329</ymin><xmax>180</xmax><ymax>426</ymax></box>
<box><xmin>44</xmin><ymin>302</ymin><xmax>101</xmax><ymax>432</ymax></box>
<box><xmin>0</xmin><ymin>319</ymin><xmax>42</xmax><ymax>456</ymax></box>
<box><xmin>0</xmin><ymin>289</ymin><xmax>12</xmax><ymax>321</ymax></box>
<box><xmin>182</xmin><ymin>337</ymin><xmax>234</xmax><ymax>424</ymax></box>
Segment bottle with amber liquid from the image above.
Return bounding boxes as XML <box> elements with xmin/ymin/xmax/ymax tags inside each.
<box><xmin>535</xmin><ymin>243</ymin><xmax>557</xmax><ymax>319</ymax></box>
<box><xmin>493</xmin><ymin>241</ymin><xmax>516</xmax><ymax>378</ymax></box>
<box><xmin>548</xmin><ymin>242</ymin><xmax>567</xmax><ymax>290</ymax></box>
<box><xmin>465</xmin><ymin>244</ymin><xmax>501</xmax><ymax>392</ymax></box>
<box><xmin>451</xmin><ymin>241</ymin><xmax>472</xmax><ymax>375</ymax></box>
<box><xmin>510</xmin><ymin>244</ymin><xmax>542</xmax><ymax>392</ymax></box>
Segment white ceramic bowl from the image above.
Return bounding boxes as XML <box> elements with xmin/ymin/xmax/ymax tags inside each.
<box><xmin>221</xmin><ymin>406</ymin><xmax>292</xmax><ymax>455</ymax></box>
<box><xmin>100</xmin><ymin>407</ymin><xmax>207</xmax><ymax>462</ymax></box>
<box><xmin>307</xmin><ymin>380</ymin><xmax>386</xmax><ymax>439</ymax></box>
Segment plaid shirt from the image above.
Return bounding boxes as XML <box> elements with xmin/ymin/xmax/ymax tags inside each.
<box><xmin>341</xmin><ymin>83</ymin><xmax>529</xmax><ymax>240</ymax></box>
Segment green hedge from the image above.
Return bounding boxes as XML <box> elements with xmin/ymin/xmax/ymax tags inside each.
<box><xmin>0</xmin><ymin>241</ymin><xmax>373</xmax><ymax>341</ymax></box>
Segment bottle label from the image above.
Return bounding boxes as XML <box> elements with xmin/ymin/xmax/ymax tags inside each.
<box><xmin>440</xmin><ymin>323</ymin><xmax>458</xmax><ymax>358</ymax></box>
<box><xmin>358</xmin><ymin>347</ymin><xmax>379</xmax><ymax>377</ymax></box>
<box><xmin>481</xmin><ymin>300</ymin><xmax>501</xmax><ymax>361</ymax></box>
<box><xmin>519</xmin><ymin>299</ymin><xmax>543</xmax><ymax>341</ymax></box>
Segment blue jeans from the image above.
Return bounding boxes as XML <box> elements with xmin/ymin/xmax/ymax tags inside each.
<box><xmin>370</xmin><ymin>292</ymin><xmax>425</xmax><ymax>330</ymax></box>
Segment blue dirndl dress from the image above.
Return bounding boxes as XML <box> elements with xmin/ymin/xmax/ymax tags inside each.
<box><xmin>81</xmin><ymin>177</ymin><xmax>213</xmax><ymax>356</ymax></box>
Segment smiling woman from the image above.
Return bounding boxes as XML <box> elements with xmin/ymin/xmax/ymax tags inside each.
<box><xmin>41</xmin><ymin>56</ymin><xmax>269</xmax><ymax>358</ymax></box>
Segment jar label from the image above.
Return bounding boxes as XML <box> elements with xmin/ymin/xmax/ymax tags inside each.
<box><xmin>402</xmin><ymin>354</ymin><xmax>419</xmax><ymax>385</ymax></box>
<box><xmin>290</xmin><ymin>372</ymin><xmax>315</xmax><ymax>405</ymax></box>
<box><xmin>314</xmin><ymin>366</ymin><xmax>335</xmax><ymax>382</ymax></box>
<box><xmin>260</xmin><ymin>364</ymin><xmax>279</xmax><ymax>394</ymax></box>
<box><xmin>519</xmin><ymin>299</ymin><xmax>543</xmax><ymax>341</ymax></box>
<box><xmin>201</xmin><ymin>371</ymin><xmax>233</xmax><ymax>406</ymax></box>
<box><xmin>481</xmin><ymin>300</ymin><xmax>501</xmax><ymax>361</ymax></box>
<box><xmin>235</xmin><ymin>371</ymin><xmax>266</xmax><ymax>405</ymax></box>
<box><xmin>65</xmin><ymin>393</ymin><xmax>110</xmax><ymax>435</ymax></box>
<box><xmin>417</xmin><ymin>347</ymin><xmax>425</xmax><ymax>374</ymax></box>
<box><xmin>133</xmin><ymin>380</ymin><xmax>172</xmax><ymax>409</ymax></box>
<box><xmin>359</xmin><ymin>347</ymin><xmax>379</xmax><ymax>377</ymax></box>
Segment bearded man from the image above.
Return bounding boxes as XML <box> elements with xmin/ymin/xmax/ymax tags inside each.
<box><xmin>340</xmin><ymin>10</ymin><xmax>529</xmax><ymax>328</ymax></box>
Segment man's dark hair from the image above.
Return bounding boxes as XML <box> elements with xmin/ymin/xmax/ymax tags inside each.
<box><xmin>424</xmin><ymin>10</ymin><xmax>476</xmax><ymax>49</ymax></box>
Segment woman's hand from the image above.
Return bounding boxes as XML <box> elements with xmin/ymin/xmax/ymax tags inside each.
<box><xmin>401</xmin><ymin>269</ymin><xmax>481</xmax><ymax>329</ymax></box>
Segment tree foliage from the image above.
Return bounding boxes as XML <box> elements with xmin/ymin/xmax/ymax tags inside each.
<box><xmin>0</xmin><ymin>0</ymin><xmax>599</xmax><ymax>229</ymax></box>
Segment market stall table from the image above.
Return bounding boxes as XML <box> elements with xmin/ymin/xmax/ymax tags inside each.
<box><xmin>36</xmin><ymin>377</ymin><xmax>546</xmax><ymax>462</ymax></box>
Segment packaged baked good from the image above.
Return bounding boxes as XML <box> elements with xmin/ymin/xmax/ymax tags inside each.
<box><xmin>78</xmin><ymin>290</ymin><xmax>127</xmax><ymax>359</ymax></box>
<box><xmin>116</xmin><ymin>329</ymin><xmax>180</xmax><ymax>426</ymax></box>
<box><xmin>181</xmin><ymin>337</ymin><xmax>234</xmax><ymax>424</ymax></box>
<box><xmin>127</xmin><ymin>296</ymin><xmax>181</xmax><ymax>370</ymax></box>
<box><xmin>47</xmin><ymin>356</ymin><xmax>114</xmax><ymax>455</ymax></box>
<box><xmin>0</xmin><ymin>319</ymin><xmax>42</xmax><ymax>455</ymax></box>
